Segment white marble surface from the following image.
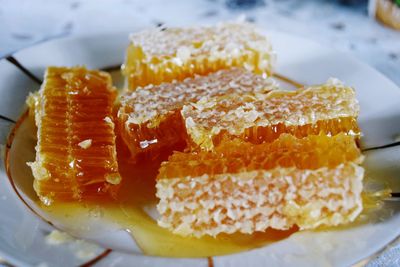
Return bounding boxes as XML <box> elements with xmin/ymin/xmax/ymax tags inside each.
<box><xmin>0</xmin><ymin>0</ymin><xmax>399</xmax><ymax>85</ymax></box>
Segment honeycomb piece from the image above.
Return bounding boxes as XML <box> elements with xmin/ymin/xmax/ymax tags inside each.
<box><xmin>156</xmin><ymin>134</ymin><xmax>364</xmax><ymax>237</ymax></box>
<box><xmin>118</xmin><ymin>68</ymin><xmax>277</xmax><ymax>159</ymax></box>
<box><xmin>182</xmin><ymin>78</ymin><xmax>361</xmax><ymax>150</ymax></box>
<box><xmin>123</xmin><ymin>21</ymin><xmax>275</xmax><ymax>90</ymax></box>
<box><xmin>27</xmin><ymin>67</ymin><xmax>121</xmax><ymax>205</ymax></box>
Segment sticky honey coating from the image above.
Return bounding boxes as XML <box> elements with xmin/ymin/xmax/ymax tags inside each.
<box><xmin>158</xmin><ymin>133</ymin><xmax>364</xmax><ymax>179</ymax></box>
<box><xmin>182</xmin><ymin>78</ymin><xmax>361</xmax><ymax>151</ymax></box>
<box><xmin>123</xmin><ymin>22</ymin><xmax>275</xmax><ymax>90</ymax></box>
<box><xmin>27</xmin><ymin>66</ymin><xmax>121</xmax><ymax>205</ymax></box>
<box><xmin>156</xmin><ymin>134</ymin><xmax>364</xmax><ymax>237</ymax></box>
<box><xmin>118</xmin><ymin>68</ymin><xmax>278</xmax><ymax>159</ymax></box>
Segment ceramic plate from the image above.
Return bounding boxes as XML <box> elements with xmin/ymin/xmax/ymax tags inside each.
<box><xmin>0</xmin><ymin>29</ymin><xmax>399</xmax><ymax>267</ymax></box>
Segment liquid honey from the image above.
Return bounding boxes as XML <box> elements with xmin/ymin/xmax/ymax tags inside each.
<box><xmin>7</xmin><ymin>112</ymin><xmax>297</xmax><ymax>258</ymax></box>
<box><xmin>6</xmin><ymin>73</ymin><xmax>395</xmax><ymax>259</ymax></box>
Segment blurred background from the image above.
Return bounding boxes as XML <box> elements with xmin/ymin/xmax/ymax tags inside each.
<box><xmin>0</xmin><ymin>0</ymin><xmax>399</xmax><ymax>85</ymax></box>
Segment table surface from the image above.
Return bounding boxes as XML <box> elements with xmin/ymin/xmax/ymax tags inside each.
<box><xmin>1</xmin><ymin>0</ymin><xmax>399</xmax><ymax>85</ymax></box>
<box><xmin>0</xmin><ymin>0</ymin><xmax>399</xmax><ymax>266</ymax></box>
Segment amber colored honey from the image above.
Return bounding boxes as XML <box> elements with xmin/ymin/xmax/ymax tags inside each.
<box><xmin>8</xmin><ymin>112</ymin><xmax>296</xmax><ymax>257</ymax></box>
<box><xmin>7</xmin><ymin>73</ymin><xmax>395</xmax><ymax>258</ymax></box>
<box><xmin>118</xmin><ymin>67</ymin><xmax>277</xmax><ymax>161</ymax></box>
<box><xmin>118</xmin><ymin>109</ymin><xmax>188</xmax><ymax>162</ymax></box>
<box><xmin>159</xmin><ymin>133</ymin><xmax>362</xmax><ymax>180</ymax></box>
<box><xmin>31</xmin><ymin>67</ymin><xmax>120</xmax><ymax>203</ymax></box>
<box><xmin>37</xmin><ymin>141</ymin><xmax>298</xmax><ymax>257</ymax></box>
<box><xmin>123</xmin><ymin>44</ymin><xmax>270</xmax><ymax>90</ymax></box>
<box><xmin>211</xmin><ymin>116</ymin><xmax>361</xmax><ymax>148</ymax></box>
<box><xmin>122</xmin><ymin>22</ymin><xmax>274</xmax><ymax>90</ymax></box>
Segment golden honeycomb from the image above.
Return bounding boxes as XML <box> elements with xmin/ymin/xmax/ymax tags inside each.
<box><xmin>118</xmin><ymin>68</ymin><xmax>277</xmax><ymax>159</ymax></box>
<box><xmin>123</xmin><ymin>22</ymin><xmax>275</xmax><ymax>90</ymax></box>
<box><xmin>27</xmin><ymin>67</ymin><xmax>121</xmax><ymax>205</ymax></box>
<box><xmin>182</xmin><ymin>78</ymin><xmax>361</xmax><ymax>150</ymax></box>
<box><xmin>156</xmin><ymin>133</ymin><xmax>364</xmax><ymax>237</ymax></box>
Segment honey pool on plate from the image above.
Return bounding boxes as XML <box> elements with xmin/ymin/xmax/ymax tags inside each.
<box><xmin>7</xmin><ymin>102</ymin><xmax>297</xmax><ymax>258</ymax></box>
<box><xmin>5</xmin><ymin>72</ymin><xmax>391</xmax><ymax>258</ymax></box>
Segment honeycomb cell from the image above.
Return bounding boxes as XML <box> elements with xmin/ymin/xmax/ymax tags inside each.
<box><xmin>156</xmin><ymin>134</ymin><xmax>364</xmax><ymax>237</ymax></box>
<box><xmin>123</xmin><ymin>22</ymin><xmax>275</xmax><ymax>90</ymax></box>
<box><xmin>27</xmin><ymin>67</ymin><xmax>121</xmax><ymax>205</ymax></box>
<box><xmin>118</xmin><ymin>68</ymin><xmax>277</xmax><ymax>160</ymax></box>
<box><xmin>182</xmin><ymin>78</ymin><xmax>361</xmax><ymax>150</ymax></box>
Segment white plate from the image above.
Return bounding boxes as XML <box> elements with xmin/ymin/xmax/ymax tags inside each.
<box><xmin>0</xmin><ymin>30</ymin><xmax>400</xmax><ymax>267</ymax></box>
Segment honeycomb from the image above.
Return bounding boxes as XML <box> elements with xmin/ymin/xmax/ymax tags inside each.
<box><xmin>27</xmin><ymin>67</ymin><xmax>121</xmax><ymax>205</ymax></box>
<box><xmin>156</xmin><ymin>134</ymin><xmax>364</xmax><ymax>237</ymax></box>
<box><xmin>118</xmin><ymin>68</ymin><xmax>277</xmax><ymax>159</ymax></box>
<box><xmin>123</xmin><ymin>22</ymin><xmax>275</xmax><ymax>90</ymax></box>
<box><xmin>182</xmin><ymin>78</ymin><xmax>361</xmax><ymax>150</ymax></box>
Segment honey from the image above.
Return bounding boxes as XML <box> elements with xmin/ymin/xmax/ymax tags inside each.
<box><xmin>118</xmin><ymin>68</ymin><xmax>277</xmax><ymax>160</ymax></box>
<box><xmin>182</xmin><ymin>78</ymin><xmax>361</xmax><ymax>151</ymax></box>
<box><xmin>27</xmin><ymin>67</ymin><xmax>121</xmax><ymax>205</ymax></box>
<box><xmin>8</xmin><ymin>114</ymin><xmax>297</xmax><ymax>257</ymax></box>
<box><xmin>7</xmin><ymin>72</ymin><xmax>390</xmax><ymax>259</ymax></box>
<box><xmin>123</xmin><ymin>22</ymin><xmax>275</xmax><ymax>90</ymax></box>
<box><xmin>4</xmin><ymin>13</ymin><xmax>392</xmax><ymax>258</ymax></box>
<box><xmin>159</xmin><ymin>134</ymin><xmax>364</xmax><ymax>179</ymax></box>
<box><xmin>156</xmin><ymin>134</ymin><xmax>364</xmax><ymax>237</ymax></box>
